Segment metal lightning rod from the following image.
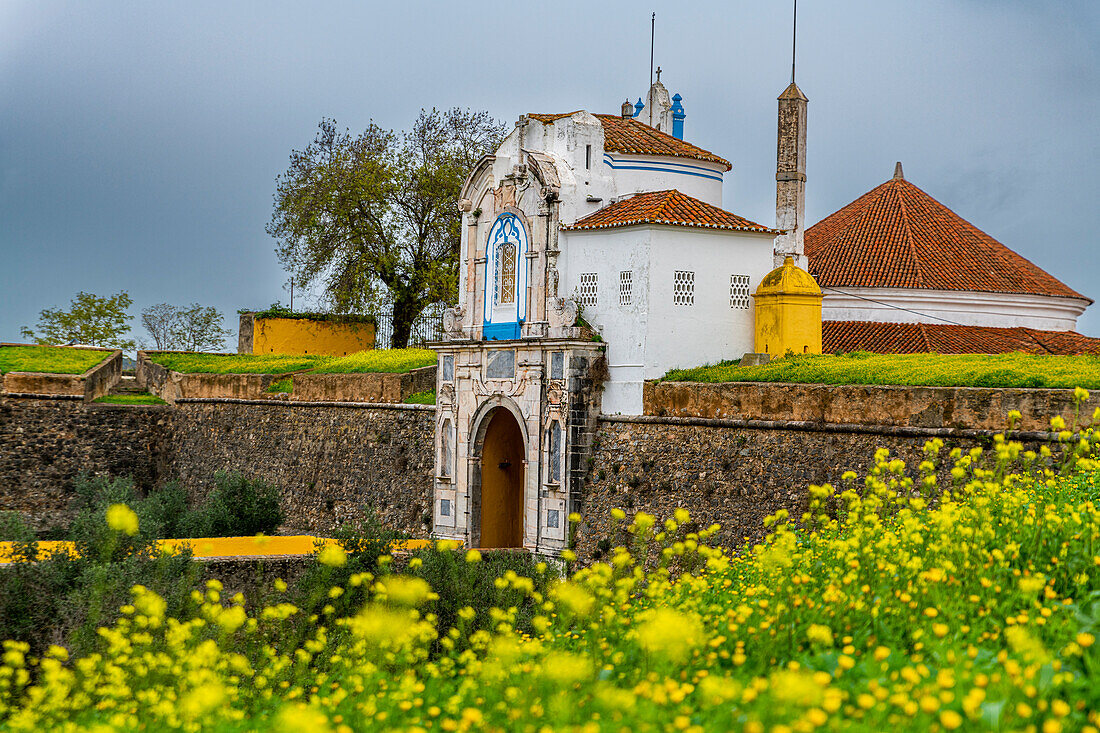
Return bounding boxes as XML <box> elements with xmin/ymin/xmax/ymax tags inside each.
<box><xmin>650</xmin><ymin>12</ymin><xmax>656</xmax><ymax>88</ymax></box>
<box><xmin>791</xmin><ymin>0</ymin><xmax>797</xmax><ymax>83</ymax></box>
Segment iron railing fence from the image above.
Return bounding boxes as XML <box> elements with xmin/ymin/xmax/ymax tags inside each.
<box><xmin>371</xmin><ymin>301</ymin><xmax>449</xmax><ymax>349</ymax></box>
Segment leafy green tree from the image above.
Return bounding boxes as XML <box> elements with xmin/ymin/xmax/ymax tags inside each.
<box><xmin>141</xmin><ymin>303</ymin><xmax>231</xmax><ymax>352</ymax></box>
<box><xmin>21</xmin><ymin>291</ymin><xmax>135</xmax><ymax>350</ymax></box>
<box><xmin>267</xmin><ymin>108</ymin><xmax>506</xmax><ymax>348</ymax></box>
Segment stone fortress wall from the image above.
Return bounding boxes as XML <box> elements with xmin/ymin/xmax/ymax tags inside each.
<box><xmin>2</xmin><ymin>380</ymin><xmax>1089</xmax><ymax>552</ymax></box>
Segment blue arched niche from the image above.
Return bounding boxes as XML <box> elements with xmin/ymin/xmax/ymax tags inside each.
<box><xmin>483</xmin><ymin>212</ymin><xmax>528</xmax><ymax>341</ymax></box>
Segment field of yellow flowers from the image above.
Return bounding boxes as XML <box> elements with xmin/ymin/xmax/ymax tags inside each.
<box><xmin>1</xmin><ymin>401</ymin><xmax>1099</xmax><ymax>731</ymax></box>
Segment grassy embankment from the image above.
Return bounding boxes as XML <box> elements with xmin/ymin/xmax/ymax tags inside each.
<box><xmin>93</xmin><ymin>394</ymin><xmax>167</xmax><ymax>405</ymax></box>
<box><xmin>0</xmin><ymin>346</ymin><xmax>110</xmax><ymax>375</ymax></box>
<box><xmin>152</xmin><ymin>349</ymin><xmax>434</xmax><ymax>375</ymax></box>
<box><xmin>147</xmin><ymin>352</ymin><xmax>331</xmax><ymax>374</ymax></box>
<box><xmin>310</xmin><ymin>348</ymin><xmax>436</xmax><ymax>374</ymax></box>
<box><xmin>662</xmin><ymin>352</ymin><xmax>1100</xmax><ymax>389</ymax></box>
<box><xmin>403</xmin><ymin>390</ymin><xmax>436</xmax><ymax>405</ymax></box>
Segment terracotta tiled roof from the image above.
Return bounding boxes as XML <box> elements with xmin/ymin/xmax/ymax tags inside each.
<box><xmin>527</xmin><ymin>112</ymin><xmax>583</xmax><ymax>124</ymax></box>
<box><xmin>823</xmin><ymin>320</ymin><xmax>1100</xmax><ymax>355</ymax></box>
<box><xmin>526</xmin><ymin>112</ymin><xmax>731</xmax><ymax>170</ymax></box>
<box><xmin>806</xmin><ymin>176</ymin><xmax>1088</xmax><ymax>301</ymax></box>
<box><xmin>562</xmin><ymin>189</ymin><xmax>775</xmax><ymax>233</ymax></box>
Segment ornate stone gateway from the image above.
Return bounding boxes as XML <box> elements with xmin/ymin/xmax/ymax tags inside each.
<box><xmin>431</xmin><ymin>145</ymin><xmax>605</xmax><ymax>554</ymax></box>
<box><xmin>431</xmin><ymin>340</ymin><xmax>604</xmax><ymax>554</ymax></box>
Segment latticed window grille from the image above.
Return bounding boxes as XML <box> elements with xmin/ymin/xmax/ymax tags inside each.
<box><xmin>495</xmin><ymin>241</ymin><xmax>517</xmax><ymax>305</ymax></box>
<box><xmin>619</xmin><ymin>271</ymin><xmax>633</xmax><ymax>306</ymax></box>
<box><xmin>578</xmin><ymin>273</ymin><xmax>598</xmax><ymax>307</ymax></box>
<box><xmin>730</xmin><ymin>274</ymin><xmax>751</xmax><ymax>309</ymax></box>
<box><xmin>673</xmin><ymin>271</ymin><xmax>695</xmax><ymax>306</ymax></box>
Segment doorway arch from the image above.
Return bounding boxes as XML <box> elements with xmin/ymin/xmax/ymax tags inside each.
<box><xmin>473</xmin><ymin>406</ymin><xmax>526</xmax><ymax>548</ymax></box>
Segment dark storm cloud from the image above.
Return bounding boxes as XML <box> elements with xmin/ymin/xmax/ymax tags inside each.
<box><xmin>1</xmin><ymin>0</ymin><xmax>1097</xmax><ymax>343</ymax></box>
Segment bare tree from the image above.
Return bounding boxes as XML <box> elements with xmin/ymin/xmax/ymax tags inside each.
<box><xmin>140</xmin><ymin>303</ymin><xmax>177</xmax><ymax>350</ymax></box>
<box><xmin>140</xmin><ymin>303</ymin><xmax>231</xmax><ymax>352</ymax></box>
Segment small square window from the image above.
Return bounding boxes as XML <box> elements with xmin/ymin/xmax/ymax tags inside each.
<box><xmin>546</xmin><ymin>509</ymin><xmax>560</xmax><ymax>529</ymax></box>
<box><xmin>442</xmin><ymin>354</ymin><xmax>454</xmax><ymax>382</ymax></box>
<box><xmin>578</xmin><ymin>273</ymin><xmax>598</xmax><ymax>307</ymax></box>
<box><xmin>619</xmin><ymin>271</ymin><xmax>633</xmax><ymax>306</ymax></box>
<box><xmin>440</xmin><ymin>498</ymin><xmax>451</xmax><ymax>517</ymax></box>
<box><xmin>730</xmin><ymin>274</ymin><xmax>751</xmax><ymax>309</ymax></box>
<box><xmin>673</xmin><ymin>271</ymin><xmax>695</xmax><ymax>306</ymax></box>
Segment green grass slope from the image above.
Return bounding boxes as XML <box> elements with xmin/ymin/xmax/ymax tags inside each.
<box><xmin>661</xmin><ymin>352</ymin><xmax>1100</xmax><ymax>389</ymax></box>
<box><xmin>0</xmin><ymin>345</ymin><xmax>110</xmax><ymax>375</ymax></box>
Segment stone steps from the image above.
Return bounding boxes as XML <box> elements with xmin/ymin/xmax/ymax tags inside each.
<box><xmin>108</xmin><ymin>375</ymin><xmax>150</xmax><ymax>396</ymax></box>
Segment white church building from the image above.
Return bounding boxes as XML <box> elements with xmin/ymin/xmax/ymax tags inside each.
<box><xmin>430</xmin><ymin>70</ymin><xmax>1099</xmax><ymax>553</ymax></box>
<box><xmin>448</xmin><ymin>80</ymin><xmax>780</xmax><ymax>416</ymax></box>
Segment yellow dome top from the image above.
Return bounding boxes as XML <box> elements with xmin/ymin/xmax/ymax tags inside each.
<box><xmin>755</xmin><ymin>256</ymin><xmax>822</xmax><ymax>296</ymax></box>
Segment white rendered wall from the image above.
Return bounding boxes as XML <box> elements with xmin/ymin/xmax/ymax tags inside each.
<box><xmin>561</xmin><ymin>225</ymin><xmax>774</xmax><ymax>415</ymax></box>
<box><xmin>821</xmin><ymin>288</ymin><xmax>1089</xmax><ymax>332</ymax></box>
<box><xmin>492</xmin><ymin>113</ymin><xmax>726</xmax><ymax>228</ymax></box>
<box><xmin>559</xmin><ymin>228</ymin><xmax>651</xmax><ymax>414</ymax></box>
<box><xmin>646</xmin><ymin>227</ymin><xmax>774</xmax><ymax>382</ymax></box>
<box><xmin>604</xmin><ymin>154</ymin><xmax>725</xmax><ymax>207</ymax></box>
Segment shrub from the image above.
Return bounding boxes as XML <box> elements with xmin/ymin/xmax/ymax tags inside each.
<box><xmin>0</xmin><ymin>498</ymin><xmax>196</xmax><ymax>656</ymax></box>
<box><xmin>407</xmin><ymin>546</ymin><xmax>559</xmax><ymax>642</ymax></box>
<box><xmin>189</xmin><ymin>473</ymin><xmax>284</xmax><ymax>538</ymax></box>
<box><xmin>0</xmin><ymin>512</ymin><xmax>34</xmax><ymax>543</ymax></box>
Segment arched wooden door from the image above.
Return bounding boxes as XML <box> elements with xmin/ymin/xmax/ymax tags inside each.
<box><xmin>478</xmin><ymin>408</ymin><xmax>525</xmax><ymax>548</ymax></box>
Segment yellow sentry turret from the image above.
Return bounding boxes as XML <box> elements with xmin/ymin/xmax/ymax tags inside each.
<box><xmin>753</xmin><ymin>256</ymin><xmax>822</xmax><ymax>357</ymax></box>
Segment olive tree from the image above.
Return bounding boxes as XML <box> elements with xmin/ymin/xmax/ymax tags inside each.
<box><xmin>267</xmin><ymin>108</ymin><xmax>505</xmax><ymax>348</ymax></box>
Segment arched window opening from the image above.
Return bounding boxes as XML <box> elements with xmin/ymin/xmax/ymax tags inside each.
<box><xmin>495</xmin><ymin>241</ymin><xmax>517</xmax><ymax>305</ymax></box>
<box><xmin>547</xmin><ymin>421</ymin><xmax>562</xmax><ymax>484</ymax></box>
<box><xmin>440</xmin><ymin>419</ymin><xmax>453</xmax><ymax>478</ymax></box>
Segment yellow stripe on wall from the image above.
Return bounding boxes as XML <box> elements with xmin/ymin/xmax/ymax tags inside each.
<box><xmin>0</xmin><ymin>536</ymin><xmax>433</xmax><ymax>563</ymax></box>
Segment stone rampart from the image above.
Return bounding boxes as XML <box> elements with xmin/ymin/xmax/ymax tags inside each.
<box><xmin>644</xmin><ymin>380</ymin><xmax>1098</xmax><ymax>432</ymax></box>
<box><xmin>0</xmin><ymin>395</ymin><xmax>173</xmax><ymax>531</ymax></box>
<box><xmin>169</xmin><ymin>399</ymin><xmax>435</xmax><ymax>535</ymax></box>
<box><xmin>291</xmin><ymin>366</ymin><xmax>435</xmax><ymax>403</ymax></box>
<box><xmin>573</xmin><ymin>413</ymin><xmax>1057</xmax><ymax>561</ymax></box>
<box><xmin>1</xmin><ymin>349</ymin><xmax>121</xmax><ymax>402</ymax></box>
<box><xmin>0</xmin><ymin>394</ymin><xmax>435</xmax><ymax>536</ymax></box>
<box><xmin>136</xmin><ymin>355</ymin><xmax>281</xmax><ymax>404</ymax></box>
<box><xmin>136</xmin><ymin>353</ymin><xmax>434</xmax><ymax>405</ymax></box>
<box><xmin>1</xmin><ymin>380</ymin><xmax>1080</xmax><ymax>555</ymax></box>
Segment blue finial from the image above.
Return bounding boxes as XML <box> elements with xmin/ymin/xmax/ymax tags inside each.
<box><xmin>633</xmin><ymin>98</ymin><xmax>644</xmax><ymax>118</ymax></box>
<box><xmin>671</xmin><ymin>93</ymin><xmax>685</xmax><ymax>139</ymax></box>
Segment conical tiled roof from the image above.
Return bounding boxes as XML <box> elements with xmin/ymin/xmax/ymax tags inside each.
<box><xmin>805</xmin><ymin>174</ymin><xmax>1087</xmax><ymax>301</ymax></box>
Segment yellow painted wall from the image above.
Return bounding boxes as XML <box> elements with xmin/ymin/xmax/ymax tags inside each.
<box><xmin>0</xmin><ymin>536</ymin><xmax>431</xmax><ymax>563</ymax></box>
<box><xmin>251</xmin><ymin>317</ymin><xmax>375</xmax><ymax>356</ymax></box>
<box><xmin>753</xmin><ymin>257</ymin><xmax>823</xmax><ymax>357</ymax></box>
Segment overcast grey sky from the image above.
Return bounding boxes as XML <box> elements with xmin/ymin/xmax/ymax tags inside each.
<box><xmin>2</xmin><ymin>0</ymin><xmax>1097</xmax><ymax>346</ymax></box>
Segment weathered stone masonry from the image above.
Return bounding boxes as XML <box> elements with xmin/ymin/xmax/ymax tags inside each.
<box><xmin>1</xmin><ymin>385</ymin><xmax>1074</xmax><ymax>554</ymax></box>
<box><xmin>169</xmin><ymin>400</ymin><xmax>434</xmax><ymax>535</ymax></box>
<box><xmin>575</xmin><ymin>416</ymin><xmax>1015</xmax><ymax>560</ymax></box>
<box><xmin>0</xmin><ymin>395</ymin><xmax>434</xmax><ymax>536</ymax></box>
<box><xmin>0</xmin><ymin>396</ymin><xmax>173</xmax><ymax>531</ymax></box>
